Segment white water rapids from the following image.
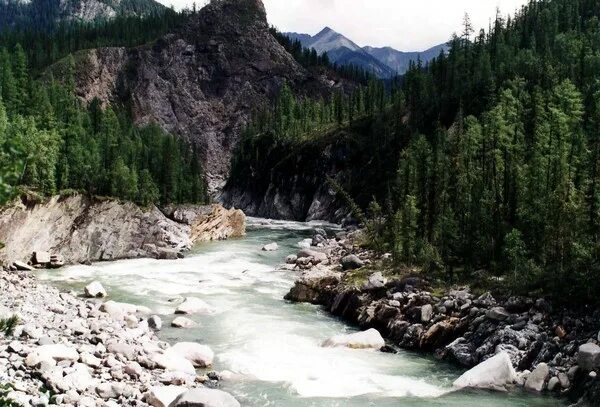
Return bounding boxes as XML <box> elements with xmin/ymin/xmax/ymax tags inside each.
<box><xmin>39</xmin><ymin>218</ymin><xmax>562</xmax><ymax>406</ymax></box>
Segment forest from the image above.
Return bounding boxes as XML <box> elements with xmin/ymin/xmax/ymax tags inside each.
<box><xmin>0</xmin><ymin>4</ymin><xmax>207</xmax><ymax>206</ymax></box>
<box><xmin>234</xmin><ymin>0</ymin><xmax>600</xmax><ymax>305</ymax></box>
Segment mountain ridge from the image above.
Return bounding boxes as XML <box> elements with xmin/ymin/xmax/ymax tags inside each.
<box><xmin>285</xmin><ymin>27</ymin><xmax>447</xmax><ymax>77</ymax></box>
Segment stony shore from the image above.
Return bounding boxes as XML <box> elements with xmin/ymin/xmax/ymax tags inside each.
<box><xmin>283</xmin><ymin>228</ymin><xmax>600</xmax><ymax>406</ymax></box>
<box><xmin>0</xmin><ymin>268</ymin><xmax>240</xmax><ymax>407</ymax></box>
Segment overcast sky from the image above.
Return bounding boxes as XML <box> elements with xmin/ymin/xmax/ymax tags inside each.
<box><xmin>162</xmin><ymin>0</ymin><xmax>529</xmax><ymax>51</ymax></box>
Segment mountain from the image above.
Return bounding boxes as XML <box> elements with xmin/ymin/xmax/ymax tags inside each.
<box><xmin>363</xmin><ymin>43</ymin><xmax>448</xmax><ymax>74</ymax></box>
<box><xmin>0</xmin><ymin>0</ymin><xmax>165</xmax><ymax>29</ymax></box>
<box><xmin>285</xmin><ymin>27</ymin><xmax>446</xmax><ymax>77</ymax></box>
<box><xmin>50</xmin><ymin>0</ymin><xmax>342</xmax><ymax>192</ymax></box>
<box><xmin>287</xmin><ymin>27</ymin><xmax>396</xmax><ymax>78</ymax></box>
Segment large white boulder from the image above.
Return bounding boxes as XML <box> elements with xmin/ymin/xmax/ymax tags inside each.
<box><xmin>169</xmin><ymin>388</ymin><xmax>240</xmax><ymax>407</ymax></box>
<box><xmin>453</xmin><ymin>352</ymin><xmax>517</xmax><ymax>392</ymax></box>
<box><xmin>175</xmin><ymin>297</ymin><xmax>214</xmax><ymax>315</ymax></box>
<box><xmin>262</xmin><ymin>242</ymin><xmax>278</xmax><ymax>251</ymax></box>
<box><xmin>171</xmin><ymin>317</ymin><xmax>197</xmax><ymax>328</ymax></box>
<box><xmin>524</xmin><ymin>363</ymin><xmax>549</xmax><ymax>392</ymax></box>
<box><xmin>578</xmin><ymin>343</ymin><xmax>600</xmax><ymax>371</ymax></box>
<box><xmin>169</xmin><ymin>343</ymin><xmax>214</xmax><ymax>368</ymax></box>
<box><xmin>84</xmin><ymin>281</ymin><xmax>107</xmax><ymax>298</ymax></box>
<box><xmin>25</xmin><ymin>344</ymin><xmax>79</xmax><ymax>367</ymax></box>
<box><xmin>146</xmin><ymin>386</ymin><xmax>187</xmax><ymax>407</ymax></box>
<box><xmin>150</xmin><ymin>352</ymin><xmax>196</xmax><ymax>375</ymax></box>
<box><xmin>321</xmin><ymin>328</ymin><xmax>385</xmax><ymax>350</ymax></box>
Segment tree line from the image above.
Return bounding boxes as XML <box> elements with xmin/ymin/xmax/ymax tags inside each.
<box><xmin>234</xmin><ymin>0</ymin><xmax>600</xmax><ymax>305</ymax></box>
<box><xmin>0</xmin><ymin>46</ymin><xmax>207</xmax><ymax>206</ymax></box>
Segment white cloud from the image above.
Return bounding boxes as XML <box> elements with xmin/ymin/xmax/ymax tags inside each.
<box><xmin>161</xmin><ymin>0</ymin><xmax>529</xmax><ymax>51</ymax></box>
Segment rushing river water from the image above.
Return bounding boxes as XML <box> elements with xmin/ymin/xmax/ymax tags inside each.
<box><xmin>39</xmin><ymin>219</ymin><xmax>563</xmax><ymax>406</ymax></box>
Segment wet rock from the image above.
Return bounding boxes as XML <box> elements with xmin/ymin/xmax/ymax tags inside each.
<box><xmin>169</xmin><ymin>388</ymin><xmax>241</xmax><ymax>407</ymax></box>
<box><xmin>84</xmin><ymin>281</ymin><xmax>107</xmax><ymax>298</ymax></box>
<box><xmin>262</xmin><ymin>242</ymin><xmax>278</xmax><ymax>251</ymax></box>
<box><xmin>420</xmin><ymin>318</ymin><xmax>459</xmax><ymax>350</ymax></box>
<box><xmin>321</xmin><ymin>328</ymin><xmax>385</xmax><ymax>350</ymax></box>
<box><xmin>524</xmin><ymin>363</ymin><xmax>549</xmax><ymax>392</ymax></box>
<box><xmin>171</xmin><ymin>317</ymin><xmax>197</xmax><ymax>328</ymax></box>
<box><xmin>169</xmin><ymin>342</ymin><xmax>214</xmax><ymax>368</ymax></box>
<box><xmin>341</xmin><ymin>255</ymin><xmax>364</xmax><ymax>271</ymax></box>
<box><xmin>149</xmin><ymin>315</ymin><xmax>163</xmax><ymax>331</ymax></box>
<box><xmin>175</xmin><ymin>297</ymin><xmax>215</xmax><ymax>315</ymax></box>
<box><xmin>453</xmin><ymin>352</ymin><xmax>517</xmax><ymax>392</ymax></box>
<box><xmin>445</xmin><ymin>338</ymin><xmax>476</xmax><ymax>367</ymax></box>
<box><xmin>578</xmin><ymin>343</ymin><xmax>600</xmax><ymax>371</ymax></box>
<box><xmin>14</xmin><ymin>260</ymin><xmax>34</xmax><ymax>271</ymax></box>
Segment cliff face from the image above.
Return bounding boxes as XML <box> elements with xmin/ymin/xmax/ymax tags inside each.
<box><xmin>0</xmin><ymin>195</ymin><xmax>246</xmax><ymax>266</ymax></box>
<box><xmin>55</xmin><ymin>0</ymin><xmax>341</xmax><ymax>194</ymax></box>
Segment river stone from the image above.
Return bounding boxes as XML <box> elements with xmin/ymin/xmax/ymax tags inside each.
<box><xmin>524</xmin><ymin>363</ymin><xmax>549</xmax><ymax>392</ymax></box>
<box><xmin>150</xmin><ymin>352</ymin><xmax>196</xmax><ymax>375</ymax></box>
<box><xmin>32</xmin><ymin>251</ymin><xmax>51</xmax><ymax>265</ymax></box>
<box><xmin>25</xmin><ymin>344</ymin><xmax>79</xmax><ymax>367</ymax></box>
<box><xmin>578</xmin><ymin>343</ymin><xmax>600</xmax><ymax>371</ymax></box>
<box><xmin>363</xmin><ymin>272</ymin><xmax>387</xmax><ymax>290</ymax></box>
<box><xmin>64</xmin><ymin>363</ymin><xmax>95</xmax><ymax>392</ymax></box>
<box><xmin>14</xmin><ymin>260</ymin><xmax>34</xmax><ymax>271</ymax></box>
<box><xmin>421</xmin><ymin>304</ymin><xmax>433</xmax><ymax>323</ymax></box>
<box><xmin>101</xmin><ymin>300</ymin><xmax>151</xmax><ymax>319</ymax></box>
<box><xmin>341</xmin><ymin>254</ymin><xmax>364</xmax><ymax>271</ymax></box>
<box><xmin>453</xmin><ymin>352</ymin><xmax>517</xmax><ymax>392</ymax></box>
<box><xmin>322</xmin><ymin>328</ymin><xmax>385</xmax><ymax>350</ymax></box>
<box><xmin>149</xmin><ymin>315</ymin><xmax>163</xmax><ymax>330</ymax></box>
<box><xmin>169</xmin><ymin>343</ymin><xmax>214</xmax><ymax>368</ymax></box>
<box><xmin>486</xmin><ymin>307</ymin><xmax>510</xmax><ymax>321</ymax></box>
<box><xmin>262</xmin><ymin>242</ymin><xmax>278</xmax><ymax>251</ymax></box>
<box><xmin>107</xmin><ymin>342</ymin><xmax>137</xmax><ymax>361</ymax></box>
<box><xmin>84</xmin><ymin>281</ymin><xmax>107</xmax><ymax>298</ymax></box>
<box><xmin>171</xmin><ymin>317</ymin><xmax>197</xmax><ymax>328</ymax></box>
<box><xmin>175</xmin><ymin>297</ymin><xmax>214</xmax><ymax>315</ymax></box>
<box><xmin>146</xmin><ymin>386</ymin><xmax>187</xmax><ymax>407</ymax></box>
<box><xmin>297</xmin><ymin>249</ymin><xmax>327</xmax><ymax>264</ymax></box>
<box><xmin>547</xmin><ymin>376</ymin><xmax>560</xmax><ymax>391</ymax></box>
<box><xmin>169</xmin><ymin>388</ymin><xmax>240</xmax><ymax>407</ymax></box>
<box><xmin>286</xmin><ymin>255</ymin><xmax>297</xmax><ymax>264</ymax></box>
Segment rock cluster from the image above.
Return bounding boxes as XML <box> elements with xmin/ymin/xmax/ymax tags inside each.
<box><xmin>0</xmin><ymin>268</ymin><xmax>239</xmax><ymax>406</ymax></box>
<box><xmin>283</xmin><ymin>228</ymin><xmax>600</xmax><ymax>402</ymax></box>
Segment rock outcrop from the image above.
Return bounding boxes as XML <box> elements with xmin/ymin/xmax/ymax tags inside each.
<box><xmin>0</xmin><ymin>194</ymin><xmax>246</xmax><ymax>267</ymax></box>
<box><xmin>50</xmin><ymin>0</ymin><xmax>342</xmax><ymax>193</ymax></box>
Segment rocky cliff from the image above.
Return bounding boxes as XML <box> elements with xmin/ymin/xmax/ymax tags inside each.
<box><xmin>0</xmin><ymin>194</ymin><xmax>246</xmax><ymax>267</ymax></box>
<box><xmin>51</xmin><ymin>0</ymin><xmax>342</xmax><ymax>194</ymax></box>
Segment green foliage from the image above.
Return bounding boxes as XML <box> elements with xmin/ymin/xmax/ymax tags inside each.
<box><xmin>0</xmin><ymin>316</ymin><xmax>18</xmax><ymax>337</ymax></box>
<box><xmin>0</xmin><ymin>45</ymin><xmax>208</xmax><ymax>206</ymax></box>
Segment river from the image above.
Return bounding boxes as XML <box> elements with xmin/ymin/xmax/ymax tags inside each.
<box><xmin>38</xmin><ymin>218</ymin><xmax>562</xmax><ymax>406</ymax></box>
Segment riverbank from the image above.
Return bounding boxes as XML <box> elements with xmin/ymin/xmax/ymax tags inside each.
<box><xmin>0</xmin><ymin>267</ymin><xmax>241</xmax><ymax>406</ymax></box>
<box><xmin>283</xmin><ymin>229</ymin><xmax>600</xmax><ymax>406</ymax></box>
<box><xmin>0</xmin><ymin>193</ymin><xmax>246</xmax><ymax>268</ymax></box>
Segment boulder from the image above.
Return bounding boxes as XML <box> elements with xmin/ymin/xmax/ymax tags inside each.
<box><xmin>285</xmin><ymin>255</ymin><xmax>297</xmax><ymax>264</ymax></box>
<box><xmin>341</xmin><ymin>254</ymin><xmax>364</xmax><ymax>271</ymax></box>
<box><xmin>453</xmin><ymin>352</ymin><xmax>517</xmax><ymax>392</ymax></box>
<box><xmin>262</xmin><ymin>243</ymin><xmax>278</xmax><ymax>251</ymax></box>
<box><xmin>547</xmin><ymin>376</ymin><xmax>560</xmax><ymax>392</ymax></box>
<box><xmin>146</xmin><ymin>386</ymin><xmax>187</xmax><ymax>407</ymax></box>
<box><xmin>175</xmin><ymin>297</ymin><xmax>214</xmax><ymax>315</ymax></box>
<box><xmin>169</xmin><ymin>343</ymin><xmax>214</xmax><ymax>368</ymax></box>
<box><xmin>158</xmin><ymin>248</ymin><xmax>181</xmax><ymax>260</ymax></box>
<box><xmin>420</xmin><ymin>318</ymin><xmax>459</xmax><ymax>350</ymax></box>
<box><xmin>578</xmin><ymin>343</ymin><xmax>600</xmax><ymax>371</ymax></box>
<box><xmin>100</xmin><ymin>301</ymin><xmax>151</xmax><ymax>319</ymax></box>
<box><xmin>107</xmin><ymin>342</ymin><xmax>138</xmax><ymax>361</ymax></box>
<box><xmin>84</xmin><ymin>281</ymin><xmax>107</xmax><ymax>298</ymax></box>
<box><xmin>171</xmin><ymin>317</ymin><xmax>197</xmax><ymax>328</ymax></box>
<box><xmin>421</xmin><ymin>304</ymin><xmax>433</xmax><ymax>323</ymax></box>
<box><xmin>150</xmin><ymin>352</ymin><xmax>196</xmax><ymax>375</ymax></box>
<box><xmin>524</xmin><ymin>363</ymin><xmax>549</xmax><ymax>392</ymax></box>
<box><xmin>486</xmin><ymin>307</ymin><xmax>510</xmax><ymax>321</ymax></box>
<box><xmin>169</xmin><ymin>388</ymin><xmax>240</xmax><ymax>407</ymax></box>
<box><xmin>13</xmin><ymin>260</ymin><xmax>33</xmax><ymax>271</ymax></box>
<box><xmin>297</xmin><ymin>249</ymin><xmax>327</xmax><ymax>264</ymax></box>
<box><xmin>25</xmin><ymin>344</ymin><xmax>79</xmax><ymax>367</ymax></box>
<box><xmin>149</xmin><ymin>315</ymin><xmax>163</xmax><ymax>331</ymax></box>
<box><xmin>363</xmin><ymin>272</ymin><xmax>386</xmax><ymax>290</ymax></box>
<box><xmin>32</xmin><ymin>251</ymin><xmax>51</xmax><ymax>265</ymax></box>
<box><xmin>322</xmin><ymin>328</ymin><xmax>385</xmax><ymax>350</ymax></box>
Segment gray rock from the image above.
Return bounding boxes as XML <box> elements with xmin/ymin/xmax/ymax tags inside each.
<box><xmin>285</xmin><ymin>255</ymin><xmax>297</xmax><ymax>264</ymax></box>
<box><xmin>262</xmin><ymin>242</ymin><xmax>278</xmax><ymax>251</ymax></box>
<box><xmin>149</xmin><ymin>315</ymin><xmax>163</xmax><ymax>331</ymax></box>
<box><xmin>169</xmin><ymin>388</ymin><xmax>241</xmax><ymax>407</ymax></box>
<box><xmin>363</xmin><ymin>272</ymin><xmax>386</xmax><ymax>290</ymax></box>
<box><xmin>547</xmin><ymin>376</ymin><xmax>560</xmax><ymax>392</ymax></box>
<box><xmin>420</xmin><ymin>304</ymin><xmax>433</xmax><ymax>323</ymax></box>
<box><xmin>578</xmin><ymin>343</ymin><xmax>600</xmax><ymax>371</ymax></box>
<box><xmin>486</xmin><ymin>307</ymin><xmax>510</xmax><ymax>321</ymax></box>
<box><xmin>341</xmin><ymin>254</ymin><xmax>364</xmax><ymax>271</ymax></box>
<box><xmin>524</xmin><ymin>363</ymin><xmax>549</xmax><ymax>392</ymax></box>
<box><xmin>13</xmin><ymin>261</ymin><xmax>33</xmax><ymax>271</ymax></box>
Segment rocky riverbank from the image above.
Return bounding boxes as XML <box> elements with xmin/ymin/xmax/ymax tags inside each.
<box><xmin>0</xmin><ymin>268</ymin><xmax>241</xmax><ymax>407</ymax></box>
<box><xmin>283</xmin><ymin>229</ymin><xmax>600</xmax><ymax>406</ymax></box>
<box><xmin>0</xmin><ymin>194</ymin><xmax>246</xmax><ymax>269</ymax></box>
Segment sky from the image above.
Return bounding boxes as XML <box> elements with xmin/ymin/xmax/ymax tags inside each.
<box><xmin>162</xmin><ymin>0</ymin><xmax>530</xmax><ymax>51</ymax></box>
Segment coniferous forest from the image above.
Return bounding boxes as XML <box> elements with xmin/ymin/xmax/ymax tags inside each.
<box><xmin>234</xmin><ymin>0</ymin><xmax>600</xmax><ymax>305</ymax></box>
<box><xmin>0</xmin><ymin>7</ymin><xmax>207</xmax><ymax>206</ymax></box>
